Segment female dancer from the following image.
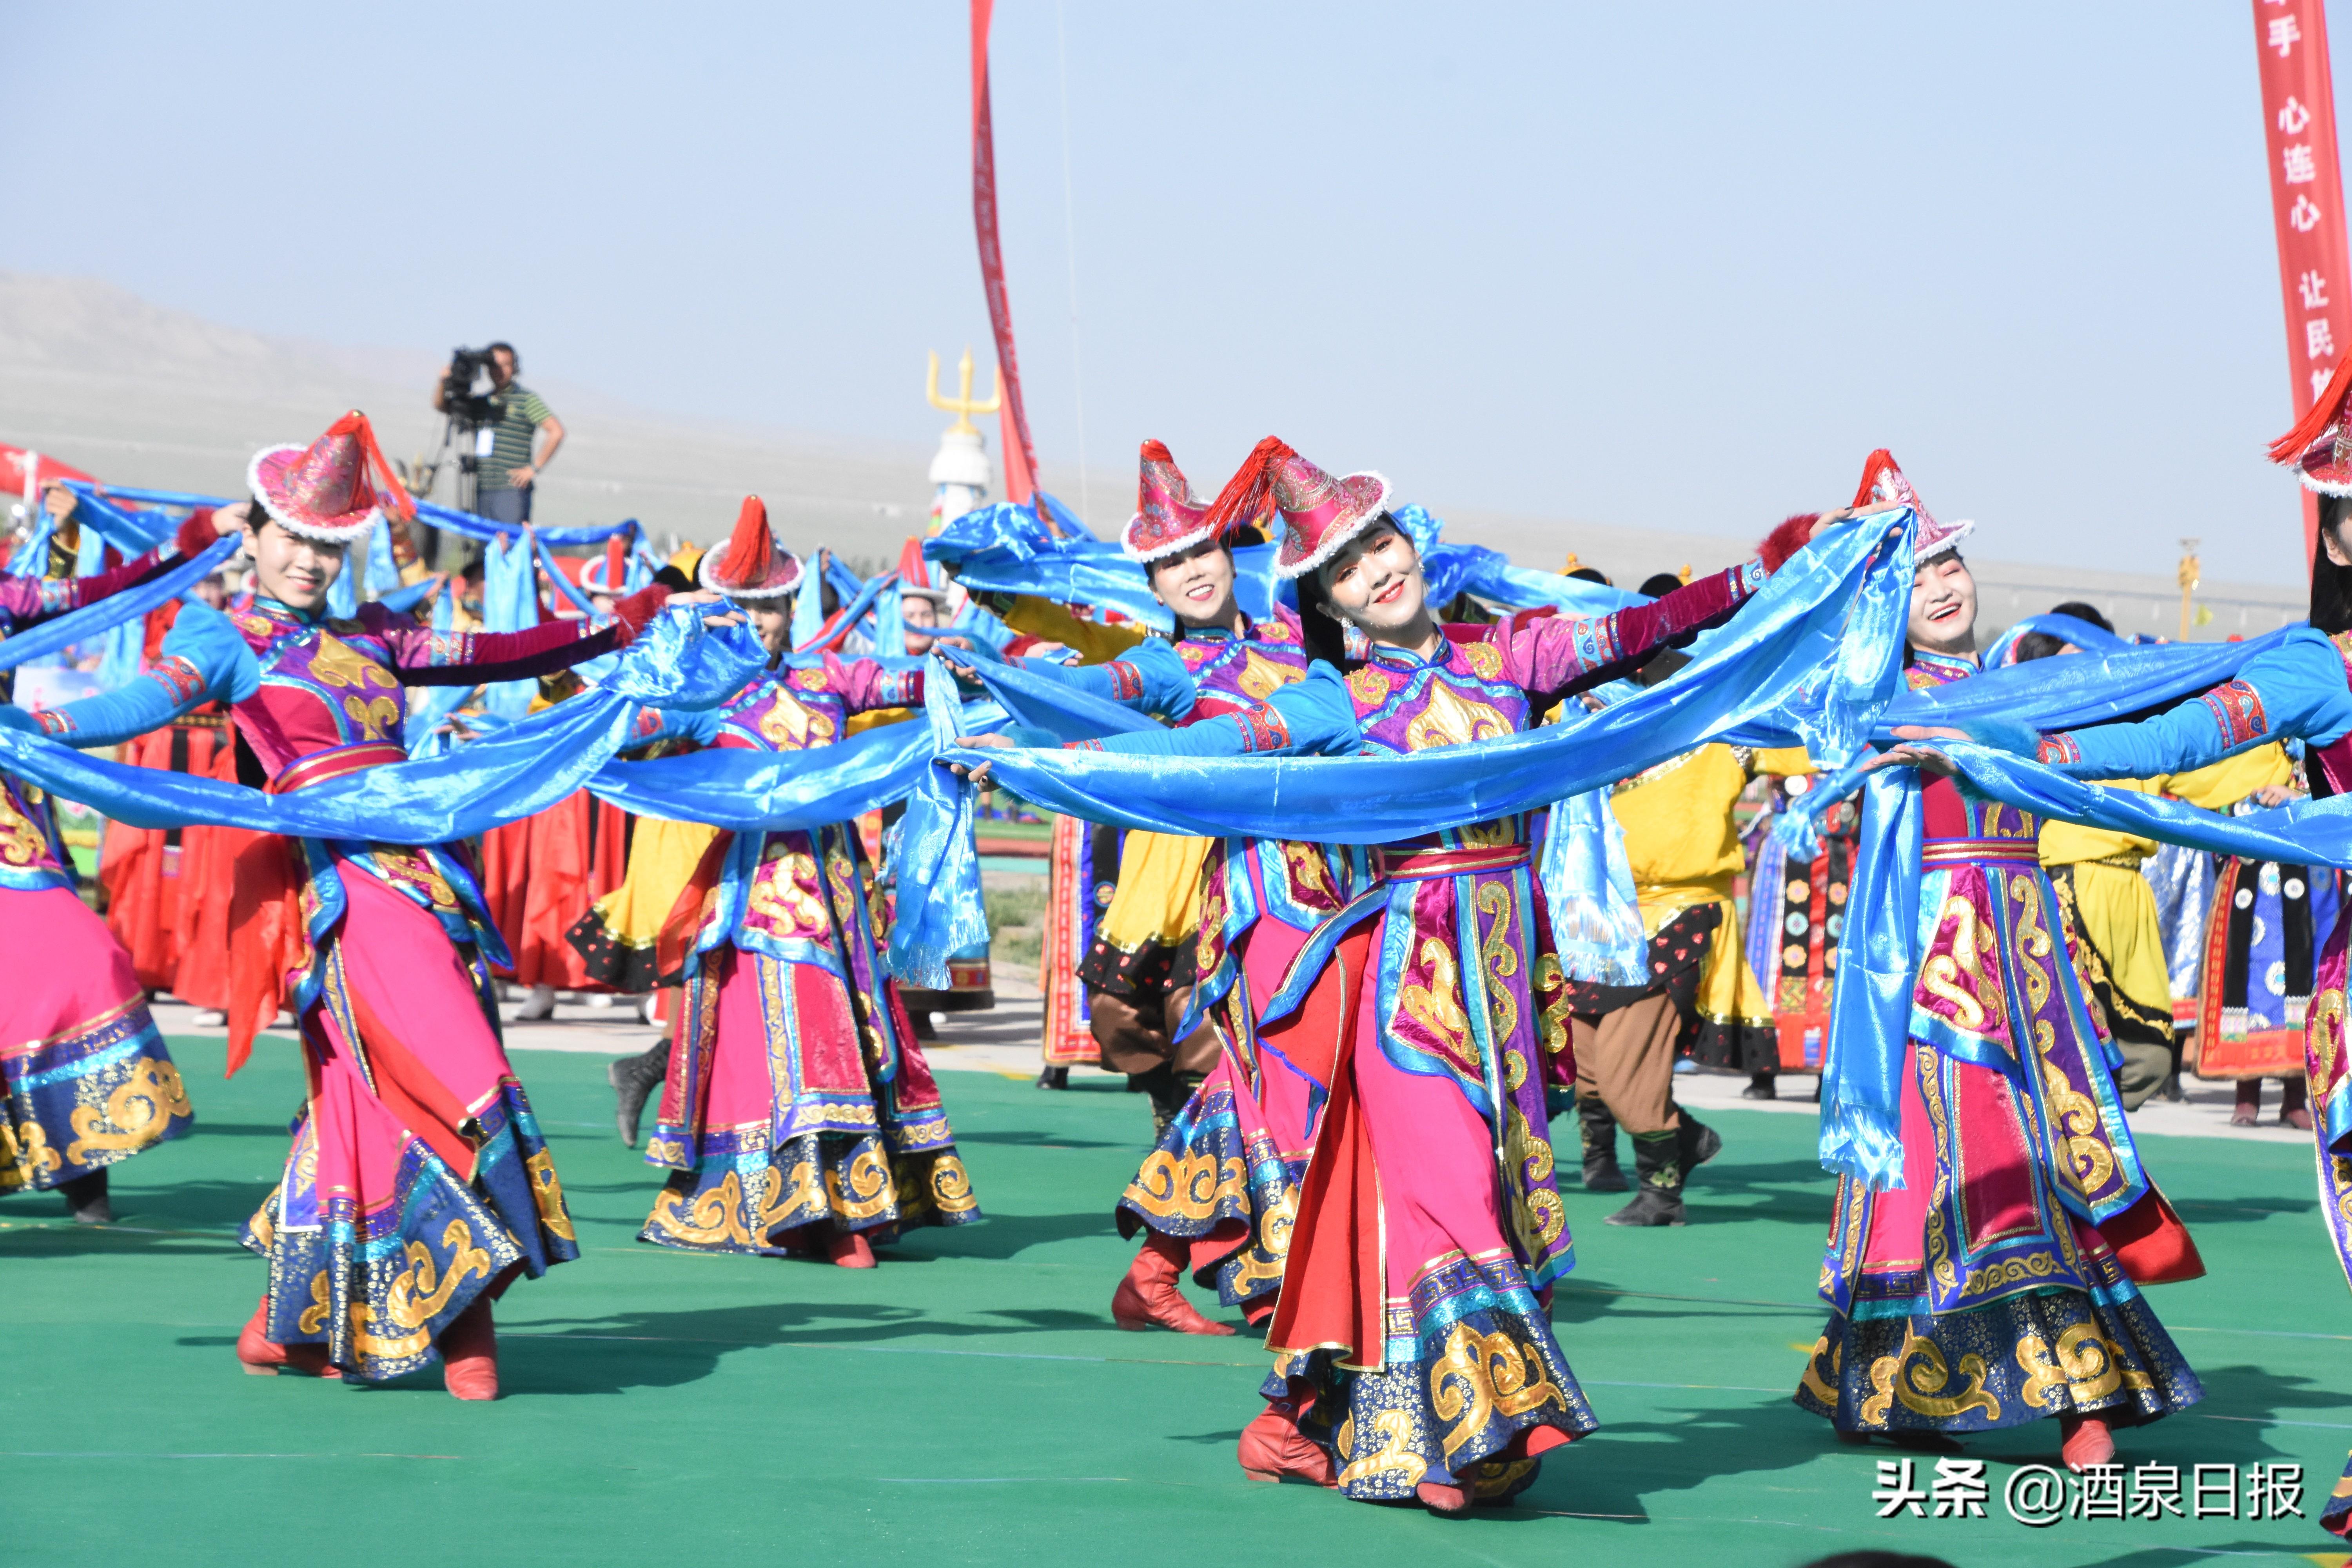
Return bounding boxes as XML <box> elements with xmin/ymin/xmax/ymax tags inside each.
<box><xmin>635</xmin><ymin>498</ymin><xmax>980</xmax><ymax>1268</ymax></box>
<box><xmin>2</xmin><ymin>500</ymin><xmax>227</xmax><ymax>1220</ymax></box>
<box><xmin>1953</xmin><ymin>368</ymin><xmax>2352</xmax><ymax>1528</ymax></box>
<box><xmin>957</xmin><ymin>440</ymin><xmax>1343</xmax><ymax>1335</ymax></box>
<box><xmin>959</xmin><ymin>439</ymin><xmax>1810</xmax><ymax>1513</ymax></box>
<box><xmin>1802</xmin><ymin>453</ymin><xmax>2204</xmax><ymax>1471</ymax></box>
<box><xmin>6</xmin><ymin>413</ymin><xmax>683</xmax><ymax>1396</ymax></box>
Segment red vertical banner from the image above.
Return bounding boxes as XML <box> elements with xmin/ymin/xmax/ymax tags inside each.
<box><xmin>2254</xmin><ymin>0</ymin><xmax>2352</xmax><ymax>560</ymax></box>
<box><xmin>971</xmin><ymin>0</ymin><xmax>1046</xmax><ymax>513</ymax></box>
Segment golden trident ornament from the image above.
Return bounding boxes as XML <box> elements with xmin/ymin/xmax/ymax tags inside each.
<box><xmin>925</xmin><ymin>347</ymin><xmax>1002</xmax><ymax>437</ymax></box>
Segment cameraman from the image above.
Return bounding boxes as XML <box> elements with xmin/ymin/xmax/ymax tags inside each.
<box><xmin>434</xmin><ymin>341</ymin><xmax>564</xmax><ymax>526</ymax></box>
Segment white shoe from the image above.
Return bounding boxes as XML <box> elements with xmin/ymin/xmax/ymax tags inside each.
<box><xmin>584</xmin><ymin>993</ymin><xmax>614</xmax><ymax>1010</ymax></box>
<box><xmin>515</xmin><ymin>985</ymin><xmax>558</xmax><ymax>1022</ymax></box>
<box><xmin>192</xmin><ymin>1009</ymin><xmax>228</xmax><ymax>1027</ymax></box>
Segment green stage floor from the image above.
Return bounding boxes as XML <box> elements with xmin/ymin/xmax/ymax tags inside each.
<box><xmin>8</xmin><ymin>1034</ymin><xmax>2352</xmax><ymax>1567</ymax></box>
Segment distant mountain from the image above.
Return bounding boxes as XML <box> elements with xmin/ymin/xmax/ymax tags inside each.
<box><xmin>0</xmin><ymin>272</ymin><xmax>2298</xmax><ymax>638</ymax></box>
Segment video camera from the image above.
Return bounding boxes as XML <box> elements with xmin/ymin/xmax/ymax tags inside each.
<box><xmin>441</xmin><ymin>347</ymin><xmax>501</xmax><ymax>427</ymax></box>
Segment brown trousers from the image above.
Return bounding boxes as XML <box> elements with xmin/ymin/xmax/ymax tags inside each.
<box><xmin>1089</xmin><ymin>983</ymin><xmax>1221</xmax><ymax>1078</ymax></box>
<box><xmin>1571</xmin><ymin>992</ymin><xmax>1684</xmax><ymax>1136</ymax></box>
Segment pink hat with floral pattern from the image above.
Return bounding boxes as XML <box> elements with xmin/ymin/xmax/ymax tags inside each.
<box><xmin>246</xmin><ymin>410</ymin><xmax>414</xmax><ymax>543</ymax></box>
<box><xmin>1204</xmin><ymin>437</ymin><xmax>1391</xmax><ymax>580</ymax></box>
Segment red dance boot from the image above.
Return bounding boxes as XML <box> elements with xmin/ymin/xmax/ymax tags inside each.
<box><xmin>1416</xmin><ymin>1479</ymin><xmax>1472</xmax><ymax>1515</ymax></box>
<box><xmin>1237</xmin><ymin>1402</ymin><xmax>1335</xmax><ymax>1487</ymax></box>
<box><xmin>2059</xmin><ymin>1413</ymin><xmax>2114</xmax><ymax>1472</ymax></box>
<box><xmin>827</xmin><ymin>1231</ymin><xmax>877</xmax><ymax>1269</ymax></box>
<box><xmin>2281</xmin><ymin>1077</ymin><xmax>2315</xmax><ymax>1132</ymax></box>
<box><xmin>441</xmin><ymin>1298</ymin><xmax>499</xmax><ymax>1401</ymax></box>
<box><xmin>1112</xmin><ymin>1230</ymin><xmax>1234</xmax><ymax>1335</ymax></box>
<box><xmin>236</xmin><ymin>1296</ymin><xmax>330</xmax><ymax>1377</ymax></box>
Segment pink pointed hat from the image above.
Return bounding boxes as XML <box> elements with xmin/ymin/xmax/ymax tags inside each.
<box><xmin>2270</xmin><ymin>348</ymin><xmax>2352</xmax><ymax>494</ymax></box>
<box><xmin>1205</xmin><ymin>437</ymin><xmax>1391</xmax><ymax>580</ymax></box>
<box><xmin>246</xmin><ymin>410</ymin><xmax>415</xmax><ymax>543</ymax></box>
<box><xmin>698</xmin><ymin>496</ymin><xmax>804</xmax><ymax>599</ymax></box>
<box><xmin>1851</xmin><ymin>448</ymin><xmax>1970</xmax><ymax>561</ymax></box>
<box><xmin>1120</xmin><ymin>440</ymin><xmax>1219</xmax><ymax>563</ymax></box>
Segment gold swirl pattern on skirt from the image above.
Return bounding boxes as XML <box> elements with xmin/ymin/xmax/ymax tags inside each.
<box><xmin>1336</xmin><ymin>1410</ymin><xmax>1428</xmax><ymax>1490</ymax></box>
<box><xmin>1863</xmin><ymin>1330</ymin><xmax>2000</xmax><ymax>1425</ymax></box>
<box><xmin>525</xmin><ymin>1148</ymin><xmax>577</xmax><ymax>1242</ymax></box>
<box><xmin>64</xmin><ymin>1056</ymin><xmax>191</xmax><ymax>1164</ymax></box>
<box><xmin>1129</xmin><ymin>1147</ymin><xmax>1247</xmax><ymax>1222</ymax></box>
<box><xmin>2016</xmin><ymin>1322</ymin><xmax>2151</xmax><ymax>1409</ymax></box>
<box><xmin>1431</xmin><ymin>1323</ymin><xmax>1564</xmax><ymax>1459</ymax></box>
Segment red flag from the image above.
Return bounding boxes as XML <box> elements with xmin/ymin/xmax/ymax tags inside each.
<box><xmin>971</xmin><ymin>0</ymin><xmax>1049</xmax><ymax>519</ymax></box>
<box><xmin>2252</xmin><ymin>0</ymin><xmax>2352</xmax><ymax>563</ymax></box>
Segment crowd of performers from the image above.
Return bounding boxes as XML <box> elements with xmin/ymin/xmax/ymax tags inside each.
<box><xmin>9</xmin><ymin>373</ymin><xmax>2352</xmax><ymax>1534</ymax></box>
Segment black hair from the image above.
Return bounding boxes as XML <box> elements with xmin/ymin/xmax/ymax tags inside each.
<box><xmin>2314</xmin><ymin>492</ymin><xmax>2352</xmax><ymax>635</ymax></box>
<box><xmin>1294</xmin><ymin>570</ymin><xmax>1355</xmax><ymax>670</ymax></box>
<box><xmin>2050</xmin><ymin>599</ymin><xmax>2113</xmax><ymax>633</ymax></box>
<box><xmin>1636</xmin><ymin>571</ymin><xmax>1685</xmax><ymax>599</ymax></box>
<box><xmin>2014</xmin><ymin>599</ymin><xmax>2118</xmax><ymax>663</ymax></box>
<box><xmin>1566</xmin><ymin>565</ymin><xmax>1611</xmax><ymax>586</ymax></box>
<box><xmin>486</xmin><ymin>341</ymin><xmax>519</xmax><ymax>370</ymax></box>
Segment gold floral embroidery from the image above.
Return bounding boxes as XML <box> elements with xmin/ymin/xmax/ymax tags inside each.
<box><xmin>297</xmin><ymin>1270</ymin><xmax>332</xmax><ymax>1335</ymax></box>
<box><xmin>1475</xmin><ymin>882</ymin><xmax>1521</xmax><ymax>1046</ymax></box>
<box><xmin>1798</xmin><ymin>1334</ymin><xmax>1842</xmax><ymax>1407</ymax></box>
<box><xmin>825</xmin><ymin>1144</ymin><xmax>897</xmax><ymax>1220</ymax></box>
<box><xmin>2011</xmin><ymin>875</ymin><xmax>2054</xmax><ymax>1017</ymax></box>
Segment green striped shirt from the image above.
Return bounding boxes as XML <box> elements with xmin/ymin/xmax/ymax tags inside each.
<box><xmin>481</xmin><ymin>383</ymin><xmax>553</xmax><ymax>489</ymax></box>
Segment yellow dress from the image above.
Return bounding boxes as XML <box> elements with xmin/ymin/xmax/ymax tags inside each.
<box><xmin>1602</xmin><ymin>743</ymin><xmax>1804</xmax><ymax>1066</ymax></box>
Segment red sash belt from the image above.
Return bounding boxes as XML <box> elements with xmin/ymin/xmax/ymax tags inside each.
<box><xmin>1372</xmin><ymin>842</ymin><xmax>1530</xmax><ymax>881</ymax></box>
<box><xmin>1920</xmin><ymin>837</ymin><xmax>2043</xmax><ymax>870</ymax></box>
<box><xmin>267</xmin><ymin>739</ymin><xmax>407</xmax><ymax>795</ymax></box>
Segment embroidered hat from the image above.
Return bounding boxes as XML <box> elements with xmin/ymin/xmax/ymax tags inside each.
<box><xmin>246</xmin><ymin>411</ymin><xmax>415</xmax><ymax>543</ymax></box>
<box><xmin>698</xmin><ymin>496</ymin><xmax>804</xmax><ymax>599</ymax></box>
<box><xmin>1120</xmin><ymin>440</ymin><xmax>1219</xmax><ymax>563</ymax></box>
<box><xmin>1851</xmin><ymin>448</ymin><xmax>1971</xmax><ymax>562</ymax></box>
<box><xmin>1205</xmin><ymin>437</ymin><xmax>1391</xmax><ymax>580</ymax></box>
<box><xmin>2269</xmin><ymin>348</ymin><xmax>2352</xmax><ymax>494</ymax></box>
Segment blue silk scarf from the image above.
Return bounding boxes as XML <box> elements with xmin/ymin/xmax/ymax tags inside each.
<box><xmin>0</xmin><ymin>534</ymin><xmax>242</xmax><ymax>673</ymax></box>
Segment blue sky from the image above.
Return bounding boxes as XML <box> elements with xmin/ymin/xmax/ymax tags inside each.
<box><xmin>6</xmin><ymin>2</ymin><xmax>2336</xmax><ymax>582</ymax></box>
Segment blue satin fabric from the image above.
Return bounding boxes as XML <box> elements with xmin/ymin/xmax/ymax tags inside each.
<box><xmin>1979</xmin><ymin>612</ymin><xmax>2130</xmax><ymax>668</ymax></box>
<box><xmin>956</xmin><ymin>657</ymin><xmax>1157</xmax><ymax>742</ymax></box>
<box><xmin>55</xmin><ymin>482</ymin><xmax>176</xmax><ymax>554</ymax></box>
<box><xmin>479</xmin><ymin>533</ymin><xmax>541</xmax><ymax>719</ymax></box>
<box><xmin>924</xmin><ymin>497</ymin><xmax>1650</xmax><ymax>638</ymax></box>
<box><xmin>884</xmin><ymin>662</ymin><xmax>991</xmax><ymax>988</ymax></box>
<box><xmin>0</xmin><ymin>612</ymin><xmax>764</xmax><ymax>841</ymax></box>
<box><xmin>1816</xmin><ymin>737</ymin><xmax>2352</xmax><ymax>1191</ymax></box>
<box><xmin>374</xmin><ymin>576</ymin><xmax>440</xmax><ymax>616</ymax></box>
<box><xmin>1817</xmin><ymin>769</ymin><xmax>1923</xmax><ymax>1189</ymax></box>
<box><xmin>1775</xmin><ymin>627</ymin><xmax>2300</xmax><ymax>860</ymax></box>
<box><xmin>413</xmin><ymin>499</ymin><xmax>639</xmax><ymax>548</ymax></box>
<box><xmin>1540</xmin><ymin>789</ymin><xmax>1646</xmax><ymax>985</ymax></box>
<box><xmin>889</xmin><ymin>515</ymin><xmax>1915</xmax><ymax>956</ymax></box>
<box><xmin>0</xmin><ymin>534</ymin><xmax>241</xmax><ymax>672</ymax></box>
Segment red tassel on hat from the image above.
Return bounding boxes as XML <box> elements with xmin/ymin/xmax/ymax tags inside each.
<box><xmin>714</xmin><ymin>496</ymin><xmax>772</xmax><ymax>583</ymax></box>
<box><xmin>603</xmin><ymin>534</ymin><xmax>627</xmax><ymax>591</ymax></box>
<box><xmin>2270</xmin><ymin>348</ymin><xmax>2352</xmax><ymax>465</ymax></box>
<box><xmin>1203</xmin><ymin>436</ymin><xmax>1295</xmax><ymax>534</ymax></box>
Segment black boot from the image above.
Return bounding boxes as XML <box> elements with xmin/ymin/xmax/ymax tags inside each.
<box><xmin>1605</xmin><ymin>1131</ymin><xmax>1686</xmax><ymax>1226</ymax></box>
<box><xmin>1576</xmin><ymin>1097</ymin><xmax>1627</xmax><ymax>1192</ymax></box>
<box><xmin>1133</xmin><ymin>1065</ymin><xmax>1202</xmax><ymax>1142</ymax></box>
<box><xmin>1742</xmin><ymin>1072</ymin><xmax>1777</xmax><ymax>1100</ymax></box>
<box><xmin>607</xmin><ymin>1039</ymin><xmax>672</xmax><ymax>1148</ymax></box>
<box><xmin>59</xmin><ymin>1168</ymin><xmax>111</xmax><ymax>1225</ymax></box>
<box><xmin>1675</xmin><ymin>1107</ymin><xmax>1722</xmax><ymax>1181</ymax></box>
<box><xmin>1035</xmin><ymin>1065</ymin><xmax>1070</xmax><ymax>1090</ymax></box>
